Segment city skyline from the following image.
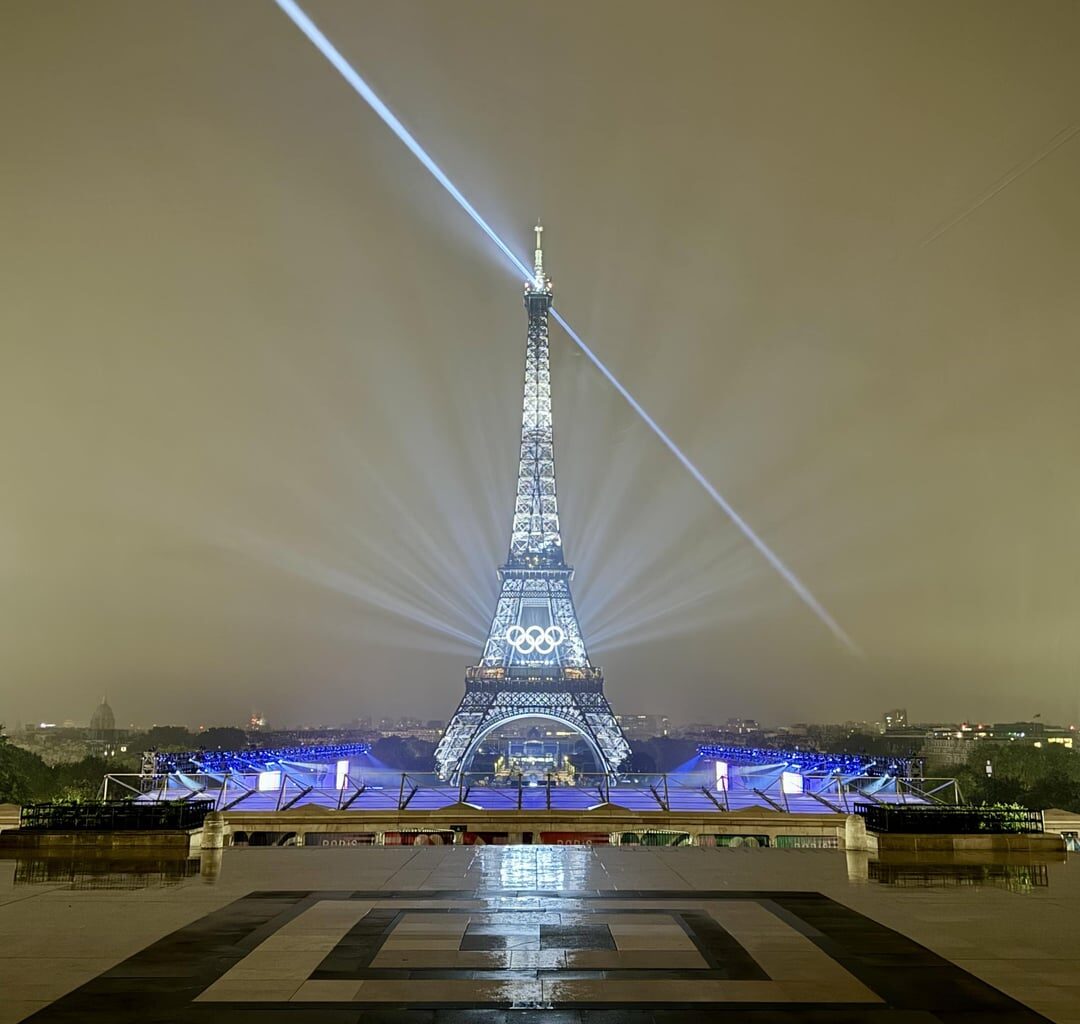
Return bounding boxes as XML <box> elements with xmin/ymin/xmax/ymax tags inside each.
<box><xmin>4</xmin><ymin>1</ymin><xmax>1080</xmax><ymax>727</ymax></box>
<box><xmin>6</xmin><ymin>697</ymin><xmax>1075</xmax><ymax>738</ymax></box>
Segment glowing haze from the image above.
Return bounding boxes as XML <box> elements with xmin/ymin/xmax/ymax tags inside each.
<box><xmin>273</xmin><ymin>0</ymin><xmax>860</xmax><ymax>655</ymax></box>
<box><xmin>2</xmin><ymin>1</ymin><xmax>1079</xmax><ymax>728</ymax></box>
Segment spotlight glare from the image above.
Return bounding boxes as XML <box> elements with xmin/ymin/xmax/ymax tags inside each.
<box><xmin>273</xmin><ymin>0</ymin><xmax>860</xmax><ymax>655</ymax></box>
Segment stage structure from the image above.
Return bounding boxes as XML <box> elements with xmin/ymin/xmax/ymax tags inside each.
<box><xmin>108</xmin><ymin>743</ymin><xmax>373</xmax><ymax>812</ymax></box>
<box><xmin>434</xmin><ymin>226</ymin><xmax>631</xmax><ymax>782</ymax></box>
<box><xmin>695</xmin><ymin>745</ymin><xmax>955</xmax><ymax>812</ymax></box>
<box><xmin>113</xmin><ymin>742</ymin><xmax>954</xmax><ymax>814</ymax></box>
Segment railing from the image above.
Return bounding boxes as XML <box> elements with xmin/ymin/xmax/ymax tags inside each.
<box><xmin>854</xmin><ymin>803</ymin><xmax>1043</xmax><ymax>835</ymax></box>
<box><xmin>465</xmin><ymin>665</ymin><xmax>604</xmax><ymax>682</ymax></box>
<box><xmin>99</xmin><ymin>768</ymin><xmax>954</xmax><ymax>815</ymax></box>
<box><xmin>19</xmin><ymin>800</ymin><xmax>215</xmax><ymax>832</ymax></box>
<box><xmin>612</xmin><ymin>830</ymin><xmax>692</xmax><ymax>847</ymax></box>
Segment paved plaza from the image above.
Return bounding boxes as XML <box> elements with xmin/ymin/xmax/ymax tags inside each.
<box><xmin>0</xmin><ymin>845</ymin><xmax>1077</xmax><ymax>1022</ymax></box>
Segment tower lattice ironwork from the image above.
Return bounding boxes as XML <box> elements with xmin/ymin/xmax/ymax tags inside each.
<box><xmin>435</xmin><ymin>225</ymin><xmax>631</xmax><ymax>782</ymax></box>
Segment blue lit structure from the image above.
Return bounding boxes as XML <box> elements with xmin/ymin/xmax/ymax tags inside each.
<box><xmin>433</xmin><ymin>229</ymin><xmax>630</xmax><ymax>782</ymax></box>
<box><xmin>115</xmin><ymin>738</ymin><xmax>952</xmax><ymax>815</ymax></box>
<box><xmin>114</xmin><ymin>764</ymin><xmax>953</xmax><ymax>815</ymax></box>
<box><xmin>696</xmin><ymin>744</ymin><xmax>941</xmax><ymax>811</ymax></box>
<box><xmin>125</xmin><ymin>743</ymin><xmax>373</xmax><ymax>812</ymax></box>
<box><xmin>696</xmin><ymin>744</ymin><xmax>922</xmax><ymax>778</ymax></box>
<box><xmin>152</xmin><ymin>742</ymin><xmax>371</xmax><ymax>775</ymax></box>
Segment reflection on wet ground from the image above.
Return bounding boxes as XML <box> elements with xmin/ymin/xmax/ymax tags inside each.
<box><xmin>476</xmin><ymin>843</ymin><xmax>599</xmax><ymax>891</ymax></box>
<box><xmin>3</xmin><ymin>847</ymin><xmax>1066</xmax><ymax>896</ymax></box>
<box><xmin>844</xmin><ymin>848</ymin><xmax>1066</xmax><ymax>893</ymax></box>
<box><xmin>869</xmin><ymin>857</ymin><xmax>1052</xmax><ymax>891</ymax></box>
<box><xmin>3</xmin><ymin>849</ymin><xmax>223</xmax><ymax>890</ymax></box>
<box><xmin>13</xmin><ymin>855</ymin><xmax>201</xmax><ymax>890</ymax></box>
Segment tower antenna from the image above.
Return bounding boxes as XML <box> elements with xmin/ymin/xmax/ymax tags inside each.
<box><xmin>533</xmin><ymin>221</ymin><xmax>545</xmax><ymax>283</ymax></box>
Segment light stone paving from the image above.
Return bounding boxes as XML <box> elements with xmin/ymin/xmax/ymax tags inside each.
<box><xmin>0</xmin><ymin>846</ymin><xmax>1076</xmax><ymax>1022</ymax></box>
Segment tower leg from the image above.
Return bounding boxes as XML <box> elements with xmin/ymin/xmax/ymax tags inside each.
<box><xmin>435</xmin><ymin>687</ymin><xmax>630</xmax><ymax>783</ymax></box>
<box><xmin>435</xmin><ymin>690</ymin><xmax>494</xmax><ymax>782</ymax></box>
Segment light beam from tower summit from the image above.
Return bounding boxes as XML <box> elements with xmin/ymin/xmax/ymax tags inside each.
<box><xmin>434</xmin><ymin>226</ymin><xmax>631</xmax><ymax>782</ymax></box>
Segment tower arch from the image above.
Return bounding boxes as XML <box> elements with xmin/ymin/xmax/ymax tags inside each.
<box><xmin>456</xmin><ymin>712</ymin><xmax>607</xmax><ymax>783</ymax></box>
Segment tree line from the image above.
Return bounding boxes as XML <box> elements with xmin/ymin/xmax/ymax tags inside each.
<box><xmin>0</xmin><ymin>738</ymin><xmax>110</xmax><ymax>804</ymax></box>
<box><xmin>0</xmin><ymin>725</ymin><xmax>248</xmax><ymax>804</ymax></box>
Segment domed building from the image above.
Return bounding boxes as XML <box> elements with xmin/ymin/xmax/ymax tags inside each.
<box><xmin>90</xmin><ymin>697</ymin><xmax>116</xmax><ymax>742</ymax></box>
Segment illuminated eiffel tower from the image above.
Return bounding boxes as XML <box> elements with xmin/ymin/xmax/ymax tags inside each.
<box><xmin>435</xmin><ymin>225</ymin><xmax>631</xmax><ymax>782</ymax></box>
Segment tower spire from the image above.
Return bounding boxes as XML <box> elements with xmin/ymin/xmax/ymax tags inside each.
<box><xmin>513</xmin><ymin>221</ymin><xmax>559</xmax><ymax>567</ymax></box>
<box><xmin>533</xmin><ymin>220</ymin><xmax>545</xmax><ymax>284</ymax></box>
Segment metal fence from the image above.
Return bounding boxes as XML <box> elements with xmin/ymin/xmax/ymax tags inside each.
<box><xmin>854</xmin><ymin>803</ymin><xmax>1043</xmax><ymax>835</ymax></box>
<box><xmin>105</xmin><ymin>767</ymin><xmax>952</xmax><ymax>815</ymax></box>
<box><xmin>19</xmin><ymin>800</ymin><xmax>215</xmax><ymax>832</ymax></box>
<box><xmin>612</xmin><ymin>830</ymin><xmax>693</xmax><ymax>847</ymax></box>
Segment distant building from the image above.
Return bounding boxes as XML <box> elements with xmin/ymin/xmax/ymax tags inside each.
<box><xmin>883</xmin><ymin>708</ymin><xmax>908</xmax><ymax>731</ymax></box>
<box><xmin>990</xmin><ymin>721</ymin><xmax>1074</xmax><ymax>748</ymax></box>
<box><xmin>1043</xmin><ymin>735</ymin><xmax>1074</xmax><ymax>749</ymax></box>
<box><xmin>90</xmin><ymin>697</ymin><xmax>116</xmax><ymax>742</ymax></box>
<box><xmin>920</xmin><ymin>733</ymin><xmax>973</xmax><ymax>769</ymax></box>
<box><xmin>917</xmin><ymin>720</ymin><xmax>1075</xmax><ymax>767</ymax></box>
<box><xmin>370</xmin><ymin>717</ymin><xmax>442</xmax><ymax>742</ymax></box>
<box><xmin>377</xmin><ymin>727</ymin><xmax>443</xmax><ymax>742</ymax></box>
<box><xmin>615</xmin><ymin>715</ymin><xmax>670</xmax><ymax>740</ymax></box>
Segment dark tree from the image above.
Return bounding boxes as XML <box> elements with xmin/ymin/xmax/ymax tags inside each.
<box><xmin>0</xmin><ymin>736</ymin><xmax>53</xmax><ymax>803</ymax></box>
<box><xmin>370</xmin><ymin>736</ymin><xmax>410</xmax><ymax>769</ymax></box>
<box><xmin>626</xmin><ymin>749</ymin><xmax>657</xmax><ymax>773</ymax></box>
<box><xmin>954</xmin><ymin>743</ymin><xmax>1080</xmax><ymax>812</ymax></box>
<box><xmin>197</xmin><ymin>727</ymin><xmax>249</xmax><ymax>750</ymax></box>
<box><xmin>132</xmin><ymin>725</ymin><xmax>194</xmax><ymax>750</ymax></box>
<box><xmin>50</xmin><ymin>757</ymin><xmax>112</xmax><ymax>801</ymax></box>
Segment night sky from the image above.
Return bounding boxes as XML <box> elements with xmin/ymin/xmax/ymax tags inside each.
<box><xmin>3</xmin><ymin>1</ymin><xmax>1079</xmax><ymax>729</ymax></box>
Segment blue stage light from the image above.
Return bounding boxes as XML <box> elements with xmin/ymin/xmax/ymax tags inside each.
<box><xmin>696</xmin><ymin>743</ymin><xmax>920</xmax><ymax>779</ymax></box>
<box><xmin>273</xmin><ymin>0</ymin><xmax>859</xmax><ymax>654</ymax></box>
<box><xmin>156</xmin><ymin>741</ymin><xmax>371</xmax><ymax>775</ymax></box>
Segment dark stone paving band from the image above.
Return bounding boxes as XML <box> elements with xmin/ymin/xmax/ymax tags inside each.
<box><xmin>20</xmin><ymin>889</ymin><xmax>1054</xmax><ymax>1022</ymax></box>
<box><xmin>312</xmin><ymin>906</ymin><xmax>766</xmax><ymax>981</ymax></box>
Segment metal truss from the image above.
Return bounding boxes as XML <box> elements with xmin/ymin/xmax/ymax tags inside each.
<box><xmin>736</xmin><ymin>773</ymin><xmax>963</xmax><ymax>814</ymax></box>
<box><xmin>435</xmin><ymin>684</ymin><xmax>631</xmax><ymax>783</ymax></box>
<box><xmin>479</xmin><ymin>572</ymin><xmax>589</xmax><ymax>669</ymax></box>
<box><xmin>436</xmin><ymin>227</ymin><xmax>630</xmax><ymax>781</ymax></box>
<box><xmin>510</xmin><ymin>224</ymin><xmax>561</xmax><ymax>566</ymax></box>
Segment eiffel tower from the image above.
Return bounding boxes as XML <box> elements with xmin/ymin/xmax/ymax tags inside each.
<box><xmin>434</xmin><ymin>225</ymin><xmax>631</xmax><ymax>782</ymax></box>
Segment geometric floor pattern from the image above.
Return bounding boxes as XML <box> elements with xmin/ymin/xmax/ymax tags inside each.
<box><xmin>22</xmin><ymin>888</ymin><xmax>1053</xmax><ymax>1021</ymax></box>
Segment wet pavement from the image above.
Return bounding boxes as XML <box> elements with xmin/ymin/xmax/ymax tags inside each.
<box><xmin>0</xmin><ymin>845</ymin><xmax>1077</xmax><ymax>1021</ymax></box>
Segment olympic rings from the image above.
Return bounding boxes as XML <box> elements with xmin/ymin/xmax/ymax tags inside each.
<box><xmin>505</xmin><ymin>624</ymin><xmax>565</xmax><ymax>655</ymax></box>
